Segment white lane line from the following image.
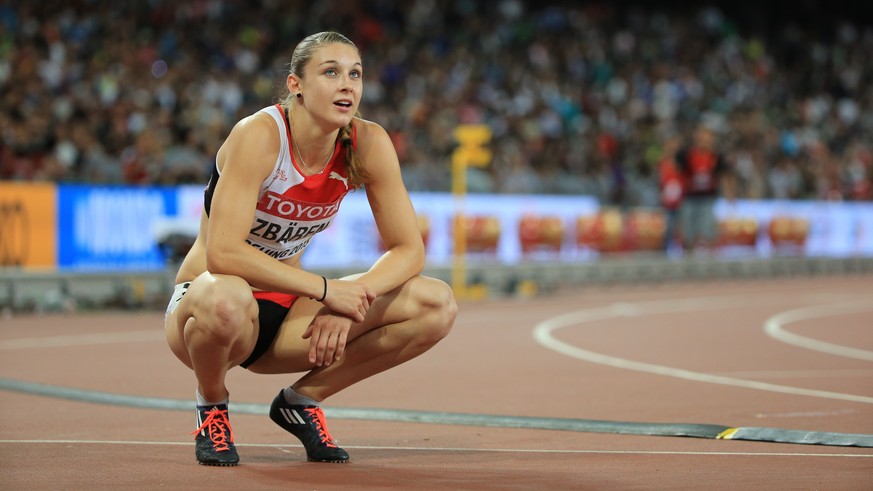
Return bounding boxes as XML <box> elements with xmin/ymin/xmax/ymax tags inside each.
<box><xmin>0</xmin><ymin>330</ymin><xmax>165</xmax><ymax>350</ymax></box>
<box><xmin>0</xmin><ymin>440</ymin><xmax>870</xmax><ymax>458</ymax></box>
<box><xmin>764</xmin><ymin>303</ymin><xmax>873</xmax><ymax>361</ymax></box>
<box><xmin>532</xmin><ymin>297</ymin><xmax>873</xmax><ymax>404</ymax></box>
<box><xmin>714</xmin><ymin>369</ymin><xmax>873</xmax><ymax>379</ymax></box>
<box><xmin>753</xmin><ymin>409</ymin><xmax>857</xmax><ymax>419</ymax></box>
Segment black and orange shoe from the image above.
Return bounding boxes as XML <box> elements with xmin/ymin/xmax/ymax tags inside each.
<box><xmin>269</xmin><ymin>390</ymin><xmax>349</xmax><ymax>463</ymax></box>
<box><xmin>192</xmin><ymin>404</ymin><xmax>239</xmax><ymax>466</ymax></box>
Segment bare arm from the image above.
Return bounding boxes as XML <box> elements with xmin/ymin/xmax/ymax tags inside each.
<box><xmin>356</xmin><ymin>121</ymin><xmax>426</xmax><ymax>295</ymax></box>
<box><xmin>301</xmin><ymin>120</ymin><xmax>424</xmax><ymax>367</ymax></box>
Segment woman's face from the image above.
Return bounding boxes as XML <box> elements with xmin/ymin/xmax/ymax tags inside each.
<box><xmin>297</xmin><ymin>42</ymin><xmax>363</xmax><ymax>128</ymax></box>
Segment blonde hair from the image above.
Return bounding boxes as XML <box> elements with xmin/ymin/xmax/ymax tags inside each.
<box><xmin>282</xmin><ymin>31</ymin><xmax>367</xmax><ymax>188</ymax></box>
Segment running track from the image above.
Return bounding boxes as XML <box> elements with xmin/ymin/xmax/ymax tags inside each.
<box><xmin>1</xmin><ymin>276</ymin><xmax>871</xmax><ymax>490</ymax></box>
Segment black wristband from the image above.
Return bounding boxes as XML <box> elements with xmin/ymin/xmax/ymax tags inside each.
<box><xmin>315</xmin><ymin>275</ymin><xmax>327</xmax><ymax>302</ymax></box>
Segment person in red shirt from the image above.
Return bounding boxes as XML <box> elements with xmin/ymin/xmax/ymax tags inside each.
<box><xmin>658</xmin><ymin>136</ymin><xmax>684</xmax><ymax>252</ymax></box>
<box><xmin>675</xmin><ymin>125</ymin><xmax>732</xmax><ymax>253</ymax></box>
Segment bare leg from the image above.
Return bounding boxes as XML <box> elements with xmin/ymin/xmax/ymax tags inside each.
<box><xmin>165</xmin><ymin>272</ymin><xmax>260</xmax><ymax>402</ymax></box>
<box><xmin>247</xmin><ymin>275</ymin><xmax>457</xmax><ymax>401</ymax></box>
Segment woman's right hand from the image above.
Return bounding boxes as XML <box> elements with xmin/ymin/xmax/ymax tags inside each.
<box><xmin>321</xmin><ymin>279</ymin><xmax>376</xmax><ymax>323</ymax></box>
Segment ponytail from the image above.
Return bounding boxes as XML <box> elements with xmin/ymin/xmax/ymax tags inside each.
<box><xmin>340</xmin><ymin>117</ymin><xmax>367</xmax><ymax>189</ymax></box>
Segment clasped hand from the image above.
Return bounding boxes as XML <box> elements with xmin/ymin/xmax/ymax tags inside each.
<box><xmin>302</xmin><ymin>279</ymin><xmax>375</xmax><ymax>367</ymax></box>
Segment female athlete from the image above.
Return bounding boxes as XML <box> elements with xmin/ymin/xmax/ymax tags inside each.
<box><xmin>164</xmin><ymin>31</ymin><xmax>457</xmax><ymax>466</ymax></box>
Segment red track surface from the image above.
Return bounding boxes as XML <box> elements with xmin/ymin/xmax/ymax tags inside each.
<box><xmin>2</xmin><ymin>276</ymin><xmax>872</xmax><ymax>490</ymax></box>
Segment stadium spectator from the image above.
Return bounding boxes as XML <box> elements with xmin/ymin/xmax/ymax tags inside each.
<box><xmin>658</xmin><ymin>135</ymin><xmax>684</xmax><ymax>251</ymax></box>
<box><xmin>767</xmin><ymin>155</ymin><xmax>804</xmax><ymax>200</ymax></box>
<box><xmin>1</xmin><ymin>1</ymin><xmax>872</xmax><ymax>205</ymax></box>
<box><xmin>676</xmin><ymin>125</ymin><xmax>733</xmax><ymax>252</ymax></box>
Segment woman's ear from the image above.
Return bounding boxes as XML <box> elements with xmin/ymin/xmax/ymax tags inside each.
<box><xmin>287</xmin><ymin>74</ymin><xmax>302</xmax><ymax>97</ymax></box>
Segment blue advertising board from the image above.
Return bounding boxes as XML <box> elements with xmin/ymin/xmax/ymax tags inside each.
<box><xmin>57</xmin><ymin>185</ymin><xmax>177</xmax><ymax>270</ymax></box>
<box><xmin>50</xmin><ymin>183</ymin><xmax>873</xmax><ymax>272</ymax></box>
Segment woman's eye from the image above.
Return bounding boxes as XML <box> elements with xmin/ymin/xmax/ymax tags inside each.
<box><xmin>325</xmin><ymin>68</ymin><xmax>337</xmax><ymax>76</ymax></box>
<box><xmin>350</xmin><ymin>70</ymin><xmax>362</xmax><ymax>79</ymax></box>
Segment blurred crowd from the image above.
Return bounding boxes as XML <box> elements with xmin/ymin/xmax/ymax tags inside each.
<box><xmin>2</xmin><ymin>0</ymin><xmax>872</xmax><ymax>205</ymax></box>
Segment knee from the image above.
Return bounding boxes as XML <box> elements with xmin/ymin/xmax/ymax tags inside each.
<box><xmin>412</xmin><ymin>277</ymin><xmax>457</xmax><ymax>344</ymax></box>
<box><xmin>186</xmin><ymin>278</ymin><xmax>255</xmax><ymax>346</ymax></box>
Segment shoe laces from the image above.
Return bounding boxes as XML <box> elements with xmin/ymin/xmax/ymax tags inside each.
<box><xmin>305</xmin><ymin>407</ymin><xmax>337</xmax><ymax>448</ymax></box>
<box><xmin>192</xmin><ymin>407</ymin><xmax>235</xmax><ymax>452</ymax></box>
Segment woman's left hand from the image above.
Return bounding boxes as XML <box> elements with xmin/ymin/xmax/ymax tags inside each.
<box><xmin>302</xmin><ymin>307</ymin><xmax>355</xmax><ymax>367</ymax></box>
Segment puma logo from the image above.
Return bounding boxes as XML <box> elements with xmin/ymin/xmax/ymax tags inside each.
<box><xmin>329</xmin><ymin>171</ymin><xmax>349</xmax><ymax>190</ymax></box>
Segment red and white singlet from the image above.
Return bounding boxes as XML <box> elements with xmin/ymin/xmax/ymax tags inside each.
<box><xmin>206</xmin><ymin>104</ymin><xmax>354</xmax><ymax>261</ymax></box>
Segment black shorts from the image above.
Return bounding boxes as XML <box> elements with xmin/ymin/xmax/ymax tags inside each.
<box><xmin>240</xmin><ymin>298</ymin><xmax>292</xmax><ymax>369</ymax></box>
<box><xmin>167</xmin><ymin>283</ymin><xmax>294</xmax><ymax>369</ymax></box>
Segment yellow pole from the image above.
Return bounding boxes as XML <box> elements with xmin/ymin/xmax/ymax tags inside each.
<box><xmin>451</xmin><ymin>150</ymin><xmax>468</xmax><ymax>298</ymax></box>
<box><xmin>450</xmin><ymin>125</ymin><xmax>492</xmax><ymax>299</ymax></box>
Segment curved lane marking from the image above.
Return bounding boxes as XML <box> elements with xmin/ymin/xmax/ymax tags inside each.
<box><xmin>532</xmin><ymin>297</ymin><xmax>873</xmax><ymax>404</ymax></box>
<box><xmin>764</xmin><ymin>303</ymin><xmax>873</xmax><ymax>361</ymax></box>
